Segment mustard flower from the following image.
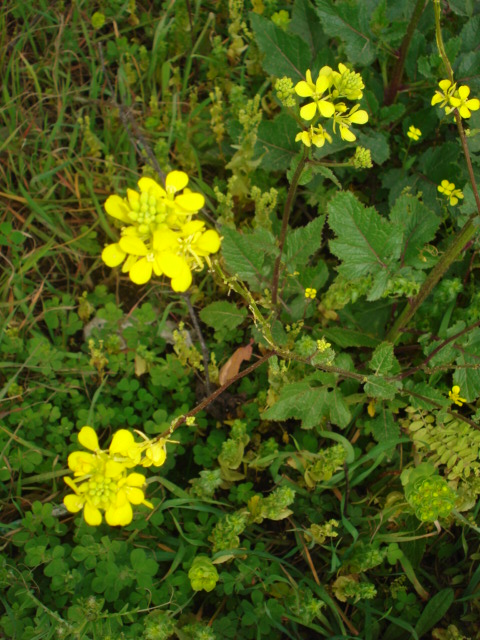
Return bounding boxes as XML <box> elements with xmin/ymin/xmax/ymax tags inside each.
<box><xmin>332</xmin><ymin>103</ymin><xmax>369</xmax><ymax>142</ymax></box>
<box><xmin>407</xmin><ymin>125</ymin><xmax>421</xmax><ymax>141</ymax></box>
<box><xmin>449</xmin><ymin>85</ymin><xmax>480</xmax><ymax>119</ymax></box>
<box><xmin>431</xmin><ymin>79</ymin><xmax>458</xmax><ymax>113</ymax></box>
<box><xmin>449</xmin><ymin>385</ymin><xmax>467</xmax><ymax>407</ymax></box>
<box><xmin>295</xmin><ymin>124</ymin><xmax>332</xmax><ymax>148</ymax></box>
<box><xmin>305</xmin><ymin>287</ymin><xmax>317</xmax><ymax>299</ymax></box>
<box><xmin>64</xmin><ymin>427</ymin><xmax>153</xmax><ymax>526</ymax></box>
<box><xmin>438</xmin><ymin>180</ymin><xmax>464</xmax><ymax>206</ymax></box>
<box><xmin>295</xmin><ymin>69</ymin><xmax>335</xmax><ymax>121</ymax></box>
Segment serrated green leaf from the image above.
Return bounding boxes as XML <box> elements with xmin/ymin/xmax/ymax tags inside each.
<box><xmin>199</xmin><ymin>301</ymin><xmax>247</xmax><ymax>332</ymax></box>
<box><xmin>285</xmin><ymin>216</ymin><xmax>325</xmax><ymax>270</ymax></box>
<box><xmin>364</xmin><ymin>376</ymin><xmax>401</xmax><ymax>400</ymax></box>
<box><xmin>369</xmin><ymin>342</ymin><xmax>396</xmax><ymax>375</ymax></box>
<box><xmin>390</xmin><ymin>195</ymin><xmax>441</xmax><ymax>269</ymax></box>
<box><xmin>222</xmin><ymin>227</ymin><xmax>278</xmax><ymax>290</ymax></box>
<box><xmin>329</xmin><ymin>389</ymin><xmax>351</xmax><ymax>428</ymax></box>
<box><xmin>369</xmin><ymin>408</ymin><xmax>400</xmax><ymax>446</ymax></box>
<box><xmin>250</xmin><ymin>12</ymin><xmax>311</xmax><ymax>81</ymax></box>
<box><xmin>255</xmin><ymin>113</ymin><xmax>300</xmax><ymax>171</ymax></box>
<box><xmin>315</xmin><ymin>0</ymin><xmax>376</xmax><ymax>66</ymax></box>
<box><xmin>454</xmin><ymin>329</ymin><xmax>480</xmax><ymax>402</ymax></box>
<box><xmin>262</xmin><ymin>382</ymin><xmax>329</xmax><ymax>429</ymax></box>
<box><xmin>415</xmin><ymin>588</ymin><xmax>454</xmax><ymax>638</ymax></box>
<box><xmin>311</xmin><ymin>164</ymin><xmax>342</xmax><ymax>189</ymax></box>
<box><xmin>328</xmin><ymin>191</ymin><xmax>402</xmax><ymax>279</ymax></box>
<box><xmin>366</xmin><ymin>270</ymin><xmax>389</xmax><ymax>301</ymax></box>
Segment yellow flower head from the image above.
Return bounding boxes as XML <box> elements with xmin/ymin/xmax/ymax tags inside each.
<box><xmin>64</xmin><ymin>427</ymin><xmax>154</xmax><ymax>526</ymax></box>
<box><xmin>431</xmin><ymin>79</ymin><xmax>457</xmax><ymax>112</ymax></box>
<box><xmin>295</xmin><ymin>69</ymin><xmax>335</xmax><ymax>121</ymax></box>
<box><xmin>101</xmin><ymin>172</ymin><xmax>220</xmax><ymax>291</ymax></box>
<box><xmin>305</xmin><ymin>287</ymin><xmax>317</xmax><ymax>299</ymax></box>
<box><xmin>438</xmin><ymin>180</ymin><xmax>464</xmax><ymax>206</ymax></box>
<box><xmin>449</xmin><ymin>385</ymin><xmax>467</xmax><ymax>407</ymax></box>
<box><xmin>332</xmin><ymin>103</ymin><xmax>369</xmax><ymax>142</ymax></box>
<box><xmin>449</xmin><ymin>85</ymin><xmax>480</xmax><ymax>119</ymax></box>
<box><xmin>407</xmin><ymin>125</ymin><xmax>421</xmax><ymax>141</ymax></box>
<box><xmin>295</xmin><ymin>124</ymin><xmax>332</xmax><ymax>148</ymax></box>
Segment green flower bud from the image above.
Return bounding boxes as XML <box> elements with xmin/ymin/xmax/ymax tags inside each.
<box><xmin>188</xmin><ymin>556</ymin><xmax>219</xmax><ymax>593</ymax></box>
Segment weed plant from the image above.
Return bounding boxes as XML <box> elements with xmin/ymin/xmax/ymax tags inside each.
<box><xmin>1</xmin><ymin>0</ymin><xmax>480</xmax><ymax>639</ymax></box>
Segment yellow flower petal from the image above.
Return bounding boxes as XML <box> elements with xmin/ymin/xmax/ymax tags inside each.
<box><xmin>67</xmin><ymin>451</ymin><xmax>96</xmax><ymax>474</ymax></box>
<box><xmin>125</xmin><ymin>472</ymin><xmax>147</xmax><ymax>487</ymax></box>
<box><xmin>109</xmin><ymin>429</ymin><xmax>135</xmax><ymax>454</ymax></box>
<box><xmin>196</xmin><ymin>230</ymin><xmax>221</xmax><ymax>254</ymax></box>
<box><xmin>127</xmin><ymin>188</ymin><xmax>140</xmax><ymax>208</ymax></box>
<box><xmin>349</xmin><ymin>109</ymin><xmax>368</xmax><ymax>124</ymax></box>
<box><xmin>102</xmin><ymin>243</ymin><xmax>126</xmax><ymax>267</ymax></box>
<box><xmin>340</xmin><ymin>126</ymin><xmax>356</xmax><ymax>142</ymax></box>
<box><xmin>300</xmin><ymin>102</ymin><xmax>317</xmax><ymax>121</ymax></box>
<box><xmin>105</xmin><ymin>195</ymin><xmax>131</xmax><ymax>222</ymax></box>
<box><xmin>170</xmin><ymin>263</ymin><xmax>193</xmax><ymax>292</ymax></box>
<box><xmin>125</xmin><ymin>487</ymin><xmax>145</xmax><ymax>504</ymax></box>
<box><xmin>64</xmin><ymin>494</ymin><xmax>84</xmax><ymax>513</ymax></box>
<box><xmin>129</xmin><ymin>257</ymin><xmax>153</xmax><ymax>284</ymax></box>
<box><xmin>105</xmin><ymin>459</ymin><xmax>127</xmax><ymax>477</ymax></box>
<box><xmin>153</xmin><ymin>228</ymin><xmax>178</xmax><ymax>251</ymax></box>
<box><xmin>138</xmin><ymin>177</ymin><xmax>166</xmax><ymax>199</ymax></box>
<box><xmin>166</xmin><ymin>170</ymin><xmax>189</xmax><ymax>192</ymax></box>
<box><xmin>84</xmin><ymin>502</ymin><xmax>103</xmax><ymax>526</ymax></box>
<box><xmin>175</xmin><ymin>191</ymin><xmax>205</xmax><ymax>212</ymax></box>
<box><xmin>315</xmin><ymin>74</ymin><xmax>330</xmax><ymax>94</ymax></box>
<box><xmin>121</xmin><ymin>254</ymin><xmax>138</xmax><ymax>273</ymax></box>
<box><xmin>182</xmin><ymin>220</ymin><xmax>205</xmax><ymax>236</ymax></box>
<box><xmin>105</xmin><ymin>500</ymin><xmax>133</xmax><ymax>526</ymax></box>
<box><xmin>156</xmin><ymin>252</ymin><xmax>186</xmax><ymax>279</ymax></box>
<box><xmin>119</xmin><ymin>236</ymin><xmax>148</xmax><ymax>255</ymax></box>
<box><xmin>294</xmin><ymin>80</ymin><xmax>314</xmax><ymax>97</ymax></box>
<box><xmin>317</xmin><ymin>100</ymin><xmax>335</xmax><ymax>118</ymax></box>
<box><xmin>78</xmin><ymin>426</ymin><xmax>99</xmax><ymax>451</ymax></box>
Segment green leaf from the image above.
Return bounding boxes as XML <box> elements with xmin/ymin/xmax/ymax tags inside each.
<box><xmin>364</xmin><ymin>376</ymin><xmax>401</xmax><ymax>400</ymax></box>
<box><xmin>356</xmin><ymin>129</ymin><xmax>390</xmax><ymax>165</ymax></box>
<box><xmin>250</xmin><ymin>13</ymin><xmax>311</xmax><ymax>82</ymax></box>
<box><xmin>222</xmin><ymin>226</ymin><xmax>278</xmax><ymax>290</ymax></box>
<box><xmin>256</xmin><ymin>113</ymin><xmax>300</xmax><ymax>171</ymax></box>
<box><xmin>415</xmin><ymin>588</ymin><xmax>454</xmax><ymax>638</ymax></box>
<box><xmin>322</xmin><ymin>327</ymin><xmax>380</xmax><ymax>348</ymax></box>
<box><xmin>369</xmin><ymin>342</ymin><xmax>397</xmax><ymax>375</ymax></box>
<box><xmin>199</xmin><ymin>302</ymin><xmax>247</xmax><ymax>333</ymax></box>
<box><xmin>314</xmin><ymin>0</ymin><xmax>376</xmax><ymax>66</ymax></box>
<box><xmin>284</xmin><ymin>216</ymin><xmax>325</xmax><ymax>270</ymax></box>
<box><xmin>390</xmin><ymin>195</ymin><xmax>441</xmax><ymax>269</ymax></box>
<box><xmin>328</xmin><ymin>191</ymin><xmax>402</xmax><ymax>279</ymax></box>
<box><xmin>329</xmin><ymin>389</ymin><xmax>351</xmax><ymax>428</ymax></box>
<box><xmin>262</xmin><ymin>382</ymin><xmax>329</xmax><ymax>429</ymax></box>
<box><xmin>290</xmin><ymin>0</ymin><xmax>326</xmax><ymax>55</ymax></box>
<box><xmin>454</xmin><ymin>328</ymin><xmax>480</xmax><ymax>402</ymax></box>
<box><xmin>369</xmin><ymin>408</ymin><xmax>400</xmax><ymax>446</ymax></box>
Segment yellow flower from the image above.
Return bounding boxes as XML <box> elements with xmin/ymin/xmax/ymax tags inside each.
<box><xmin>104</xmin><ymin>172</ymin><xmax>205</xmax><ymax>235</ymax></box>
<box><xmin>305</xmin><ymin>287</ymin><xmax>317</xmax><ymax>299</ymax></box>
<box><xmin>431</xmin><ymin>79</ymin><xmax>457</xmax><ymax>112</ymax></box>
<box><xmin>295</xmin><ymin>69</ymin><xmax>335</xmax><ymax>121</ymax></box>
<box><xmin>407</xmin><ymin>125</ymin><xmax>421</xmax><ymax>141</ymax></box>
<box><xmin>438</xmin><ymin>180</ymin><xmax>464</xmax><ymax>206</ymax></box>
<box><xmin>449</xmin><ymin>385</ymin><xmax>467</xmax><ymax>407</ymax></box>
<box><xmin>64</xmin><ymin>427</ymin><xmax>153</xmax><ymax>526</ymax></box>
<box><xmin>295</xmin><ymin>125</ymin><xmax>332</xmax><ymax>148</ymax></box>
<box><xmin>332</xmin><ymin>103</ymin><xmax>369</xmax><ymax>142</ymax></box>
<box><xmin>449</xmin><ymin>85</ymin><xmax>480</xmax><ymax>119</ymax></box>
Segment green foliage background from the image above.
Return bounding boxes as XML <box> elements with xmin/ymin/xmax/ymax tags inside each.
<box><xmin>1</xmin><ymin>0</ymin><xmax>480</xmax><ymax>638</ymax></box>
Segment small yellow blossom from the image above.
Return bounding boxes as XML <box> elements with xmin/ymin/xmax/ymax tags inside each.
<box><xmin>295</xmin><ymin>69</ymin><xmax>335</xmax><ymax>121</ymax></box>
<box><xmin>437</xmin><ymin>180</ymin><xmax>464</xmax><ymax>206</ymax></box>
<box><xmin>431</xmin><ymin>79</ymin><xmax>458</xmax><ymax>112</ymax></box>
<box><xmin>305</xmin><ymin>287</ymin><xmax>317</xmax><ymax>299</ymax></box>
<box><xmin>407</xmin><ymin>125</ymin><xmax>421</xmax><ymax>141</ymax></box>
<box><xmin>449</xmin><ymin>385</ymin><xmax>467</xmax><ymax>407</ymax></box>
<box><xmin>295</xmin><ymin>125</ymin><xmax>332</xmax><ymax>148</ymax></box>
<box><xmin>332</xmin><ymin>103</ymin><xmax>369</xmax><ymax>142</ymax></box>
<box><xmin>367</xmin><ymin>399</ymin><xmax>376</xmax><ymax>418</ymax></box>
<box><xmin>449</xmin><ymin>85</ymin><xmax>480</xmax><ymax>119</ymax></box>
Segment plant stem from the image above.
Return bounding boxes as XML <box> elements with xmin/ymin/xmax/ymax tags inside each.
<box><xmin>384</xmin><ymin>0</ymin><xmax>428</xmax><ymax>105</ymax></box>
<box><xmin>386</xmin><ymin>1</ymin><xmax>480</xmax><ymax>343</ymax></box>
<box><xmin>271</xmin><ymin>152</ymin><xmax>308</xmax><ymax>306</ymax></box>
<box><xmin>183</xmin><ymin>293</ymin><xmax>211</xmax><ymax>396</ymax></box>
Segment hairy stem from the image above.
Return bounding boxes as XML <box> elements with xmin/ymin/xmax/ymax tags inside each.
<box><xmin>384</xmin><ymin>0</ymin><xmax>428</xmax><ymax>105</ymax></box>
<box><xmin>271</xmin><ymin>153</ymin><xmax>308</xmax><ymax>306</ymax></box>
